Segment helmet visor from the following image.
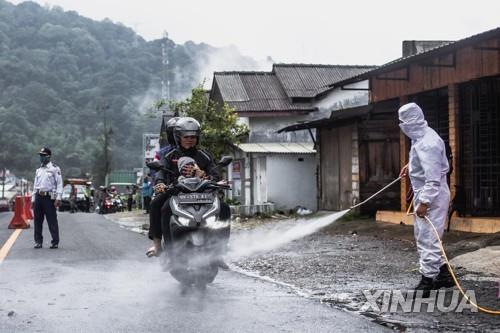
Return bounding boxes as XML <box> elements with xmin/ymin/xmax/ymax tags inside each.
<box><xmin>180</xmin><ymin>131</ymin><xmax>199</xmax><ymax>138</ymax></box>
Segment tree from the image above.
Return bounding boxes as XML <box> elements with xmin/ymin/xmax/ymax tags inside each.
<box><xmin>0</xmin><ymin>0</ymin><xmax>257</xmax><ymax>182</ymax></box>
<box><xmin>159</xmin><ymin>85</ymin><xmax>248</xmax><ymax>160</ymax></box>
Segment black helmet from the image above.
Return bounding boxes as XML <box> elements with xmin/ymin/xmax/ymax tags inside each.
<box><xmin>39</xmin><ymin>147</ymin><xmax>52</xmax><ymax>156</ymax></box>
<box><xmin>174</xmin><ymin>117</ymin><xmax>201</xmax><ymax>147</ymax></box>
<box><xmin>166</xmin><ymin>117</ymin><xmax>180</xmax><ymax>145</ymax></box>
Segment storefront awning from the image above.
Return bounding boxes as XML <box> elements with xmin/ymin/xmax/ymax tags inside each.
<box><xmin>278</xmin><ymin>104</ymin><xmax>372</xmax><ymax>133</ymax></box>
<box><xmin>236</xmin><ymin>142</ymin><xmax>315</xmax><ymax>154</ymax></box>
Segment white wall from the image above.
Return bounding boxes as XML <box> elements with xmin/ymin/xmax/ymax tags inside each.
<box><xmin>265</xmin><ymin>154</ymin><xmax>317</xmax><ymax>211</ymax></box>
<box><xmin>248</xmin><ymin>115</ymin><xmax>313</xmax><ymax>143</ymax></box>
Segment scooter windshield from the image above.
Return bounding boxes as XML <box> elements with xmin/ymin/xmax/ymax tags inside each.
<box><xmin>177</xmin><ymin>177</ymin><xmax>210</xmax><ymax>192</ymax></box>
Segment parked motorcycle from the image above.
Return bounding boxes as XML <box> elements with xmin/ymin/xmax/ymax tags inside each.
<box><xmin>99</xmin><ymin>196</ymin><xmax>115</xmax><ymax>214</ymax></box>
<box><xmin>112</xmin><ymin>194</ymin><xmax>125</xmax><ymax>212</ymax></box>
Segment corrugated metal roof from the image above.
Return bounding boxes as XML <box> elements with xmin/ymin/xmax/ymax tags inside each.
<box><xmin>236</xmin><ymin>142</ymin><xmax>316</xmax><ymax>154</ymax></box>
<box><xmin>216</xmin><ymin>74</ymin><xmax>249</xmax><ymax>102</ymax></box>
<box><xmin>331</xmin><ymin>26</ymin><xmax>500</xmax><ymax>88</ymax></box>
<box><xmin>277</xmin><ymin>104</ymin><xmax>372</xmax><ymax>133</ymax></box>
<box><xmin>213</xmin><ymin>64</ymin><xmax>376</xmax><ymax>113</ymax></box>
<box><xmin>273</xmin><ymin>64</ymin><xmax>376</xmax><ymax>98</ymax></box>
<box><xmin>214</xmin><ymin>72</ymin><xmax>317</xmax><ymax>113</ymax></box>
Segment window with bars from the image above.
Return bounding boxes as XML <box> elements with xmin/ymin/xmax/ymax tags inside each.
<box><xmin>460</xmin><ymin>77</ymin><xmax>500</xmax><ymax>216</ymax></box>
<box><xmin>410</xmin><ymin>88</ymin><xmax>450</xmax><ymax>146</ymax></box>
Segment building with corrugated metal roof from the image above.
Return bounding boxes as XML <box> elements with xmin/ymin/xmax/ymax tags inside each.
<box><xmin>209</xmin><ymin>64</ymin><xmax>375</xmax><ymax>213</ymax></box>
<box><xmin>280</xmin><ymin>28</ymin><xmax>500</xmax><ymax>233</ymax></box>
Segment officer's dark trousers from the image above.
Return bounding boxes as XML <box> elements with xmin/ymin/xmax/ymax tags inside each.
<box><xmin>34</xmin><ymin>195</ymin><xmax>60</xmax><ymax>245</ymax></box>
<box><xmin>143</xmin><ymin>196</ymin><xmax>151</xmax><ymax>213</ymax></box>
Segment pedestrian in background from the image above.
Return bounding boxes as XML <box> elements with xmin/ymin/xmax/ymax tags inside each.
<box><xmin>126</xmin><ymin>185</ymin><xmax>133</xmax><ymax>212</ymax></box>
<box><xmin>141</xmin><ymin>176</ymin><xmax>152</xmax><ymax>214</ymax></box>
<box><xmin>32</xmin><ymin>147</ymin><xmax>63</xmax><ymax>249</ymax></box>
<box><xmin>69</xmin><ymin>184</ymin><xmax>77</xmax><ymax>213</ymax></box>
<box><xmin>84</xmin><ymin>183</ymin><xmax>91</xmax><ymax>212</ymax></box>
<box><xmin>133</xmin><ymin>186</ymin><xmax>140</xmax><ymax>209</ymax></box>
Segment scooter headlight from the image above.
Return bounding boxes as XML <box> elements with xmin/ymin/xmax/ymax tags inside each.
<box><xmin>205</xmin><ymin>215</ymin><xmax>230</xmax><ymax>229</ymax></box>
<box><xmin>206</xmin><ymin>215</ymin><xmax>216</xmax><ymax>224</ymax></box>
<box><xmin>177</xmin><ymin>216</ymin><xmax>191</xmax><ymax>226</ymax></box>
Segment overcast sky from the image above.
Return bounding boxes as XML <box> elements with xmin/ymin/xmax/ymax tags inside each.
<box><xmin>8</xmin><ymin>0</ymin><xmax>500</xmax><ymax>66</ymax></box>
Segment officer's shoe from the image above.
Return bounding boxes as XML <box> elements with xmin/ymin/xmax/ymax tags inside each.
<box><xmin>49</xmin><ymin>244</ymin><xmax>58</xmax><ymax>249</ymax></box>
<box><xmin>412</xmin><ymin>275</ymin><xmax>434</xmax><ymax>298</ymax></box>
<box><xmin>433</xmin><ymin>264</ymin><xmax>454</xmax><ymax>289</ymax></box>
<box><xmin>34</xmin><ymin>243</ymin><xmax>42</xmax><ymax>249</ymax></box>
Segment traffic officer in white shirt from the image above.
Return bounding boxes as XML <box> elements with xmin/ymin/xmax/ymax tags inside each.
<box><xmin>33</xmin><ymin>147</ymin><xmax>63</xmax><ymax>249</ymax></box>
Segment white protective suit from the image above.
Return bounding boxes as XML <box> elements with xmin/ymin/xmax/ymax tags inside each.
<box><xmin>399</xmin><ymin>103</ymin><xmax>451</xmax><ymax>278</ymax></box>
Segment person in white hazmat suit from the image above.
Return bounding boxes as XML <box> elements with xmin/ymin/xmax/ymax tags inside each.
<box><xmin>398</xmin><ymin>102</ymin><xmax>454</xmax><ymax>297</ymax></box>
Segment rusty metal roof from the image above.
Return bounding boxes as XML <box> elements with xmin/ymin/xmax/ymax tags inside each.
<box><xmin>236</xmin><ymin>142</ymin><xmax>316</xmax><ymax>154</ymax></box>
<box><xmin>273</xmin><ymin>64</ymin><xmax>376</xmax><ymax>98</ymax></box>
<box><xmin>213</xmin><ymin>72</ymin><xmax>316</xmax><ymax>113</ymax></box>
<box><xmin>277</xmin><ymin>104</ymin><xmax>372</xmax><ymax>133</ymax></box>
<box><xmin>212</xmin><ymin>64</ymin><xmax>376</xmax><ymax>113</ymax></box>
<box><xmin>331</xmin><ymin>26</ymin><xmax>500</xmax><ymax>88</ymax></box>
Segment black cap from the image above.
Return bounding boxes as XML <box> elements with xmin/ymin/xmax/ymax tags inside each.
<box><xmin>39</xmin><ymin>147</ymin><xmax>52</xmax><ymax>156</ymax></box>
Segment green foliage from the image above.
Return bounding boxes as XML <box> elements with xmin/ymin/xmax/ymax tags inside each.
<box><xmin>166</xmin><ymin>85</ymin><xmax>249</xmax><ymax>160</ymax></box>
<box><xmin>224</xmin><ymin>197</ymin><xmax>241</xmax><ymax>206</ymax></box>
<box><xmin>0</xmin><ymin>0</ymin><xmax>255</xmax><ymax>183</ymax></box>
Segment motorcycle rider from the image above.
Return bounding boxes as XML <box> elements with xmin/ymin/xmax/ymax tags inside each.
<box><xmin>146</xmin><ymin>117</ymin><xmax>180</xmax><ymax>257</ymax></box>
<box><xmin>153</xmin><ymin>117</ymin><xmax>230</xmax><ymax>269</ymax></box>
<box><xmin>154</xmin><ymin>117</ymin><xmax>180</xmax><ymax>162</ymax></box>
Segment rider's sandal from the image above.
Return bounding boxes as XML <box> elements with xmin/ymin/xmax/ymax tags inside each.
<box><xmin>146</xmin><ymin>247</ymin><xmax>162</xmax><ymax>257</ymax></box>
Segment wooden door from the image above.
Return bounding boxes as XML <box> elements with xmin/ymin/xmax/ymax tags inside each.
<box><xmin>320</xmin><ymin>125</ymin><xmax>352</xmax><ymax>210</ymax></box>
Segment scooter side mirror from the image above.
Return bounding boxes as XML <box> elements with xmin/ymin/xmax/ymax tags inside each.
<box><xmin>146</xmin><ymin>160</ymin><xmax>163</xmax><ymax>171</ymax></box>
<box><xmin>218</xmin><ymin>156</ymin><xmax>233</xmax><ymax>167</ymax></box>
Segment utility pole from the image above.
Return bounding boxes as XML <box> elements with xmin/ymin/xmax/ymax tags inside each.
<box><xmin>161</xmin><ymin>31</ymin><xmax>170</xmax><ymax>108</ymax></box>
<box><xmin>1</xmin><ymin>167</ymin><xmax>5</xmax><ymax>198</ymax></box>
<box><xmin>97</xmin><ymin>103</ymin><xmax>112</xmax><ymax>185</ymax></box>
<box><xmin>161</xmin><ymin>31</ymin><xmax>174</xmax><ymax>118</ymax></box>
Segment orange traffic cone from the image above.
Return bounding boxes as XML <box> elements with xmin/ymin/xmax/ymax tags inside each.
<box><xmin>8</xmin><ymin>196</ymin><xmax>30</xmax><ymax>229</ymax></box>
<box><xmin>24</xmin><ymin>193</ymin><xmax>34</xmax><ymax>220</ymax></box>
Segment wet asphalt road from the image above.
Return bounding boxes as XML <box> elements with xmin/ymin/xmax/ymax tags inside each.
<box><xmin>0</xmin><ymin>212</ymin><xmax>390</xmax><ymax>333</ymax></box>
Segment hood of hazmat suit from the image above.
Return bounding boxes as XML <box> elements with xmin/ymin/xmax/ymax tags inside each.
<box><xmin>398</xmin><ymin>102</ymin><xmax>450</xmax><ymax>205</ymax></box>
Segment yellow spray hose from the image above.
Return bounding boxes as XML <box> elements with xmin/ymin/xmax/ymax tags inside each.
<box><xmin>350</xmin><ymin>177</ymin><xmax>403</xmax><ymax>210</ymax></box>
<box><xmin>352</xmin><ymin>177</ymin><xmax>499</xmax><ymax>315</ymax></box>
<box><xmin>406</xmin><ymin>195</ymin><xmax>499</xmax><ymax>314</ymax></box>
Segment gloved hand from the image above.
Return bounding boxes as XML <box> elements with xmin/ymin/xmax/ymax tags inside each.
<box><xmin>399</xmin><ymin>163</ymin><xmax>409</xmax><ymax>177</ymax></box>
<box><xmin>154</xmin><ymin>183</ymin><xmax>167</xmax><ymax>193</ymax></box>
<box><xmin>193</xmin><ymin>165</ymin><xmax>206</xmax><ymax>178</ymax></box>
<box><xmin>416</xmin><ymin>203</ymin><xmax>429</xmax><ymax>217</ymax></box>
<box><xmin>181</xmin><ymin>163</ymin><xmax>206</xmax><ymax>178</ymax></box>
<box><xmin>181</xmin><ymin>164</ymin><xmax>194</xmax><ymax>177</ymax></box>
